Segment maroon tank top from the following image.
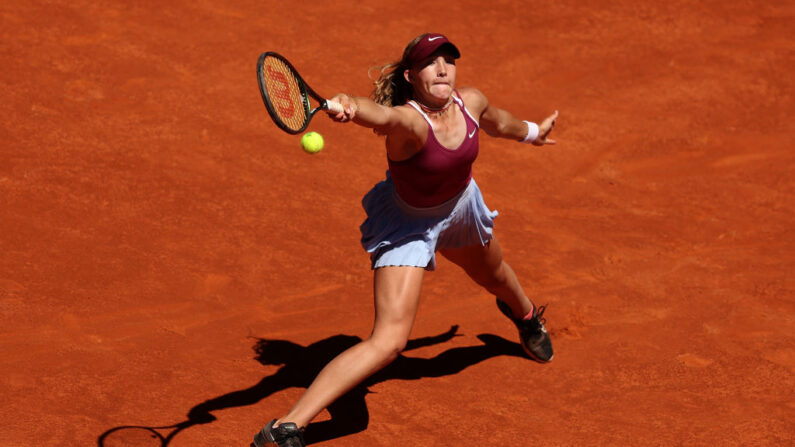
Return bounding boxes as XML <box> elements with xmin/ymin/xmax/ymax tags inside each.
<box><xmin>388</xmin><ymin>93</ymin><xmax>480</xmax><ymax>208</ymax></box>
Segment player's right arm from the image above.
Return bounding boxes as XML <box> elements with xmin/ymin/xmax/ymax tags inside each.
<box><xmin>328</xmin><ymin>94</ymin><xmax>413</xmax><ymax>130</ymax></box>
<box><xmin>327</xmin><ymin>94</ymin><xmax>424</xmax><ymax>159</ymax></box>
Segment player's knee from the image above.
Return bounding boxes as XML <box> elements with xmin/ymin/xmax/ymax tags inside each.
<box><xmin>369</xmin><ymin>335</ymin><xmax>407</xmax><ymax>363</ymax></box>
<box><xmin>382</xmin><ymin>338</ymin><xmax>408</xmax><ymax>360</ymax></box>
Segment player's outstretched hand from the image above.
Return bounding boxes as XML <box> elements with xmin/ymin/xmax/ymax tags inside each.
<box><xmin>328</xmin><ymin>93</ymin><xmax>357</xmax><ymax>123</ymax></box>
<box><xmin>534</xmin><ymin>110</ymin><xmax>558</xmax><ymax>146</ymax></box>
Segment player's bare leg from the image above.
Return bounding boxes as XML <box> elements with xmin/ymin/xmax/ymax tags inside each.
<box><xmin>440</xmin><ymin>236</ymin><xmax>532</xmax><ymax>318</ymax></box>
<box><xmin>276</xmin><ymin>266</ymin><xmax>424</xmax><ymax>428</ymax></box>
<box><xmin>441</xmin><ymin>236</ymin><xmax>553</xmax><ymax>362</ymax></box>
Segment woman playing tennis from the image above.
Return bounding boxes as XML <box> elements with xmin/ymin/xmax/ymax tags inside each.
<box><xmin>254</xmin><ymin>32</ymin><xmax>558</xmax><ymax>447</ymax></box>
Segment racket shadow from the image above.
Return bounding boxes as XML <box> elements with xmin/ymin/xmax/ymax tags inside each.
<box><xmin>97</xmin><ymin>422</ymin><xmax>191</xmax><ymax>447</ymax></box>
<box><xmin>97</xmin><ymin>327</ymin><xmax>525</xmax><ymax>446</ymax></box>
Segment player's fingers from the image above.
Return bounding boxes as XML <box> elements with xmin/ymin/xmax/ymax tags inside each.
<box><xmin>544</xmin><ymin>110</ymin><xmax>559</xmax><ymax>129</ymax></box>
<box><xmin>533</xmin><ymin>136</ymin><xmax>556</xmax><ymax>146</ymax></box>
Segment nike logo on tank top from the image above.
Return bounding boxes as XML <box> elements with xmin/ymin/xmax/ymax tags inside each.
<box><xmin>388</xmin><ymin>92</ymin><xmax>479</xmax><ymax>208</ymax></box>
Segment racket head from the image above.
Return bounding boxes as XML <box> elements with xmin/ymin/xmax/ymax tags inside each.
<box><xmin>257</xmin><ymin>52</ymin><xmax>313</xmax><ymax>134</ymax></box>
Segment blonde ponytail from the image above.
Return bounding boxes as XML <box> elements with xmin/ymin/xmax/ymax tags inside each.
<box><xmin>370</xmin><ymin>34</ymin><xmax>427</xmax><ymax>106</ymax></box>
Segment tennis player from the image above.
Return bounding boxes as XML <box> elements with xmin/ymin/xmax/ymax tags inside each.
<box><xmin>253</xmin><ymin>32</ymin><xmax>558</xmax><ymax>447</ymax></box>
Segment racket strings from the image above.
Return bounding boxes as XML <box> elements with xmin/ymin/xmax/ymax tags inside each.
<box><xmin>261</xmin><ymin>57</ymin><xmax>308</xmax><ymax>132</ymax></box>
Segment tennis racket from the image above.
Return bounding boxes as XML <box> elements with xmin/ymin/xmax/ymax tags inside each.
<box><xmin>256</xmin><ymin>52</ymin><xmax>344</xmax><ymax>134</ymax></box>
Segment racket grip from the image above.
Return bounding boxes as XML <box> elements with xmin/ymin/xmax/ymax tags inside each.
<box><xmin>325</xmin><ymin>99</ymin><xmax>344</xmax><ymax>114</ymax></box>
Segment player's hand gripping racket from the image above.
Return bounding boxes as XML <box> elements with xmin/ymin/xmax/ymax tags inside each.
<box><xmin>256</xmin><ymin>52</ymin><xmax>344</xmax><ymax>134</ymax></box>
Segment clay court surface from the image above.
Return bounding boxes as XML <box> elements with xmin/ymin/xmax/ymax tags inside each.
<box><xmin>2</xmin><ymin>0</ymin><xmax>793</xmax><ymax>445</ymax></box>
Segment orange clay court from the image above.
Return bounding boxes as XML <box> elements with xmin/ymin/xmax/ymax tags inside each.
<box><xmin>1</xmin><ymin>1</ymin><xmax>793</xmax><ymax>446</ymax></box>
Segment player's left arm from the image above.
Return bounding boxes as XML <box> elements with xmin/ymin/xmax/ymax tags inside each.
<box><xmin>460</xmin><ymin>86</ymin><xmax>558</xmax><ymax>146</ymax></box>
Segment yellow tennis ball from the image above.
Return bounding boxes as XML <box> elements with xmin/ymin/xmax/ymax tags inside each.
<box><xmin>301</xmin><ymin>132</ymin><xmax>324</xmax><ymax>154</ymax></box>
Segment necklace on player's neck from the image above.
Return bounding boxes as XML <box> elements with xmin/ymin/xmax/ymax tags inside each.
<box><xmin>416</xmin><ymin>97</ymin><xmax>454</xmax><ymax>116</ymax></box>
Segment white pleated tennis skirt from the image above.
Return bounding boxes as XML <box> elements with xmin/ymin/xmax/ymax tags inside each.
<box><xmin>360</xmin><ymin>171</ymin><xmax>499</xmax><ymax>270</ymax></box>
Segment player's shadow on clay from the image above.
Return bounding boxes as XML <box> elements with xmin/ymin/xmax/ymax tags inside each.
<box><xmin>97</xmin><ymin>326</ymin><xmax>525</xmax><ymax>446</ymax></box>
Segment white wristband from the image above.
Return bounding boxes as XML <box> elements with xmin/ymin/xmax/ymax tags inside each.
<box><xmin>521</xmin><ymin>121</ymin><xmax>539</xmax><ymax>143</ymax></box>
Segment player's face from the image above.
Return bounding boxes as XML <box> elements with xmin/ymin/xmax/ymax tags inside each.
<box><xmin>406</xmin><ymin>49</ymin><xmax>457</xmax><ymax>106</ymax></box>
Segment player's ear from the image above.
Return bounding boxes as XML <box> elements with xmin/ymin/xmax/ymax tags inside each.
<box><xmin>404</xmin><ymin>69</ymin><xmax>412</xmax><ymax>84</ymax></box>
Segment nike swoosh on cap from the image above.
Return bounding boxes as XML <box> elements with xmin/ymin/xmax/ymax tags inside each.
<box><xmin>428</xmin><ymin>36</ymin><xmax>443</xmax><ymax>41</ymax></box>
